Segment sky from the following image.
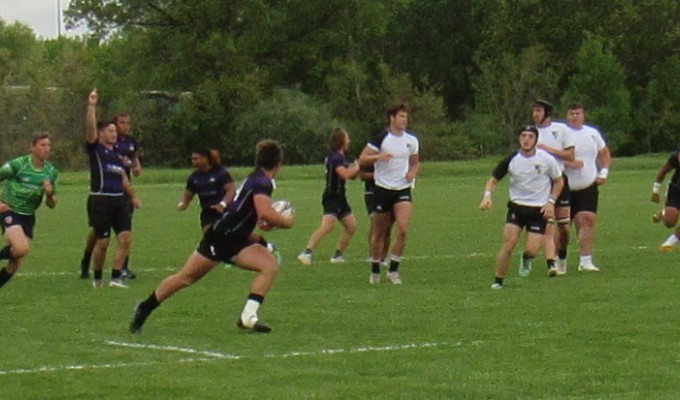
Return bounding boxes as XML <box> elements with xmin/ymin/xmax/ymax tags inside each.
<box><xmin>0</xmin><ymin>0</ymin><xmax>86</xmax><ymax>39</ymax></box>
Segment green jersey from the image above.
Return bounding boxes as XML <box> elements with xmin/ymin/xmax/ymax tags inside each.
<box><xmin>0</xmin><ymin>155</ymin><xmax>59</xmax><ymax>215</ymax></box>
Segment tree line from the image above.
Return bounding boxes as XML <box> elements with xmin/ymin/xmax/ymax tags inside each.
<box><xmin>0</xmin><ymin>0</ymin><xmax>679</xmax><ymax>169</ymax></box>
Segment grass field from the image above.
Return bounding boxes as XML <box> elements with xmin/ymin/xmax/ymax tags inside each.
<box><xmin>1</xmin><ymin>155</ymin><xmax>678</xmax><ymax>399</ymax></box>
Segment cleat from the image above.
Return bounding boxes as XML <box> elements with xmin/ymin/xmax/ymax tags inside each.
<box><xmin>121</xmin><ymin>269</ymin><xmax>137</xmax><ymax>280</ymax></box>
<box><xmin>491</xmin><ymin>283</ymin><xmax>503</xmax><ymax>290</ymax></box>
<box><xmin>80</xmin><ymin>271</ymin><xmax>91</xmax><ymax>279</ymax></box>
<box><xmin>652</xmin><ymin>211</ymin><xmax>663</xmax><ymax>223</ymax></box>
<box><xmin>109</xmin><ymin>278</ymin><xmax>130</xmax><ymax>288</ymax></box>
<box><xmin>329</xmin><ymin>255</ymin><xmax>346</xmax><ymax>264</ymax></box>
<box><xmin>519</xmin><ymin>259</ymin><xmax>532</xmax><ymax>277</ymax></box>
<box><xmin>129</xmin><ymin>303</ymin><xmax>150</xmax><ymax>333</ymax></box>
<box><xmin>577</xmin><ymin>264</ymin><xmax>600</xmax><ymax>272</ymax></box>
<box><xmin>386</xmin><ymin>271</ymin><xmax>402</xmax><ymax>285</ymax></box>
<box><xmin>236</xmin><ymin>316</ymin><xmax>271</xmax><ymax>333</ymax></box>
<box><xmin>548</xmin><ymin>266</ymin><xmax>558</xmax><ymax>277</ymax></box>
<box><xmin>267</xmin><ymin>243</ymin><xmax>282</xmax><ymax>264</ymax></box>
<box><xmin>660</xmin><ymin>245</ymin><xmax>674</xmax><ymax>252</ymax></box>
<box><xmin>369</xmin><ymin>273</ymin><xmax>381</xmax><ymax>285</ymax></box>
<box><xmin>556</xmin><ymin>259</ymin><xmax>567</xmax><ymax>276</ymax></box>
<box><xmin>92</xmin><ymin>279</ymin><xmax>103</xmax><ymax>288</ymax></box>
<box><xmin>297</xmin><ymin>253</ymin><xmax>312</xmax><ymax>266</ymax></box>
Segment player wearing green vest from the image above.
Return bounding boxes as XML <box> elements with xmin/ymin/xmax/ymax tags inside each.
<box><xmin>0</xmin><ymin>133</ymin><xmax>58</xmax><ymax>289</ymax></box>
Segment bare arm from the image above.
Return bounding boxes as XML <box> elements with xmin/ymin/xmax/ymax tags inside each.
<box><xmin>479</xmin><ymin>177</ymin><xmax>499</xmax><ymax>210</ymax></box>
<box><xmin>178</xmin><ymin>190</ymin><xmax>194</xmax><ymax>211</ymax></box>
<box><xmin>652</xmin><ymin>161</ymin><xmax>673</xmax><ymax>203</ymax></box>
<box><xmin>86</xmin><ymin>89</ymin><xmax>98</xmax><ymax>144</ymax></box>
<box><xmin>595</xmin><ymin>146</ymin><xmax>611</xmax><ymax>185</ymax></box>
<box><xmin>254</xmin><ymin>194</ymin><xmax>294</xmax><ymax>229</ymax></box>
<box><xmin>359</xmin><ymin>146</ymin><xmax>391</xmax><ymax>167</ymax></box>
<box><xmin>335</xmin><ymin>160</ymin><xmax>360</xmax><ymax>180</ymax></box>
<box><xmin>406</xmin><ymin>154</ymin><xmax>420</xmax><ymax>182</ymax></box>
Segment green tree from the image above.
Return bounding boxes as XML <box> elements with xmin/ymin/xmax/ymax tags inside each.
<box><xmin>562</xmin><ymin>35</ymin><xmax>632</xmax><ymax>153</ymax></box>
<box><xmin>640</xmin><ymin>55</ymin><xmax>680</xmax><ymax>152</ymax></box>
<box><xmin>472</xmin><ymin>45</ymin><xmax>559</xmax><ymax>151</ymax></box>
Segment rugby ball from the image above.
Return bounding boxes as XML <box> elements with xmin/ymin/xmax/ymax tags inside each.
<box><xmin>271</xmin><ymin>200</ymin><xmax>292</xmax><ymax>213</ymax></box>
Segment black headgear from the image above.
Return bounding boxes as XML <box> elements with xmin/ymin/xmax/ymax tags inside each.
<box><xmin>518</xmin><ymin>125</ymin><xmax>539</xmax><ymax>139</ymax></box>
<box><xmin>533</xmin><ymin>99</ymin><xmax>553</xmax><ymax>118</ymax></box>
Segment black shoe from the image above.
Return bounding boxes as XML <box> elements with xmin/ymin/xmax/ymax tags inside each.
<box><xmin>121</xmin><ymin>269</ymin><xmax>137</xmax><ymax>280</ymax></box>
<box><xmin>130</xmin><ymin>303</ymin><xmax>150</xmax><ymax>333</ymax></box>
<box><xmin>80</xmin><ymin>270</ymin><xmax>91</xmax><ymax>279</ymax></box>
<box><xmin>236</xmin><ymin>318</ymin><xmax>271</xmax><ymax>333</ymax></box>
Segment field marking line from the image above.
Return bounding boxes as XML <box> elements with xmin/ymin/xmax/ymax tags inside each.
<box><xmin>0</xmin><ymin>357</ymin><xmax>212</xmax><ymax>376</ymax></box>
<box><xmin>0</xmin><ymin>339</ymin><xmax>482</xmax><ymax>376</ymax></box>
<box><xmin>104</xmin><ymin>340</ymin><xmax>241</xmax><ymax>359</ymax></box>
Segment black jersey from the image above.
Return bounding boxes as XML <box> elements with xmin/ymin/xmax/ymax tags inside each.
<box><xmin>212</xmin><ymin>169</ymin><xmax>273</xmax><ymax>238</ymax></box>
<box><xmin>186</xmin><ymin>165</ymin><xmax>234</xmax><ymax>211</ymax></box>
<box><xmin>114</xmin><ymin>134</ymin><xmax>140</xmax><ymax>179</ymax></box>
<box><xmin>667</xmin><ymin>150</ymin><xmax>680</xmax><ymax>188</ymax></box>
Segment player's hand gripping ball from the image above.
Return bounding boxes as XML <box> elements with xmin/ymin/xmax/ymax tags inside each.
<box><xmin>258</xmin><ymin>200</ymin><xmax>295</xmax><ymax>230</ymax></box>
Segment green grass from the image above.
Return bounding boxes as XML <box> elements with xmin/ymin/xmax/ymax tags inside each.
<box><xmin>0</xmin><ymin>156</ymin><xmax>677</xmax><ymax>399</ymax></box>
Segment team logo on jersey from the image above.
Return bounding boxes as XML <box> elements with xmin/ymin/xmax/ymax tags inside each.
<box><xmin>552</xmin><ymin>131</ymin><xmax>558</xmax><ymax>139</ymax></box>
<box><xmin>209</xmin><ymin>177</ymin><xmax>216</xmax><ymax>183</ymax></box>
<box><xmin>4</xmin><ymin>216</ymin><xmax>13</xmax><ymax>225</ymax></box>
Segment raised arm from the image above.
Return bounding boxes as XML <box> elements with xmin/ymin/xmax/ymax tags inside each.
<box><xmin>86</xmin><ymin>89</ymin><xmax>98</xmax><ymax>144</ymax></box>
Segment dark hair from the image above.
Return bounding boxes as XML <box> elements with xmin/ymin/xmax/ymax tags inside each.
<box><xmin>255</xmin><ymin>139</ymin><xmax>283</xmax><ymax>169</ymax></box>
<box><xmin>533</xmin><ymin>99</ymin><xmax>553</xmax><ymax>118</ymax></box>
<box><xmin>31</xmin><ymin>132</ymin><xmax>51</xmax><ymax>145</ymax></box>
<box><xmin>113</xmin><ymin>113</ymin><xmax>130</xmax><ymax>124</ymax></box>
<box><xmin>193</xmin><ymin>148</ymin><xmax>221</xmax><ymax>167</ymax></box>
<box><xmin>96</xmin><ymin>120</ymin><xmax>116</xmax><ymax>132</ymax></box>
<box><xmin>386</xmin><ymin>102</ymin><xmax>410</xmax><ymax>123</ymax></box>
<box><xmin>328</xmin><ymin>128</ymin><xmax>348</xmax><ymax>152</ymax></box>
<box><xmin>567</xmin><ymin>102</ymin><xmax>585</xmax><ymax>111</ymax></box>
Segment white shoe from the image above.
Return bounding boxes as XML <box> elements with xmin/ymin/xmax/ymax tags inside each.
<box><xmin>518</xmin><ymin>259</ymin><xmax>532</xmax><ymax>277</ymax></box>
<box><xmin>369</xmin><ymin>273</ymin><xmax>381</xmax><ymax>285</ymax></box>
<box><xmin>556</xmin><ymin>259</ymin><xmax>567</xmax><ymax>276</ymax></box>
<box><xmin>92</xmin><ymin>279</ymin><xmax>103</xmax><ymax>288</ymax></box>
<box><xmin>297</xmin><ymin>253</ymin><xmax>312</xmax><ymax>266</ymax></box>
<box><xmin>108</xmin><ymin>278</ymin><xmax>130</xmax><ymax>288</ymax></box>
<box><xmin>329</xmin><ymin>255</ymin><xmax>345</xmax><ymax>264</ymax></box>
<box><xmin>578</xmin><ymin>264</ymin><xmax>600</xmax><ymax>272</ymax></box>
<box><xmin>491</xmin><ymin>283</ymin><xmax>503</xmax><ymax>289</ymax></box>
<box><xmin>548</xmin><ymin>266</ymin><xmax>558</xmax><ymax>277</ymax></box>
<box><xmin>386</xmin><ymin>271</ymin><xmax>402</xmax><ymax>285</ymax></box>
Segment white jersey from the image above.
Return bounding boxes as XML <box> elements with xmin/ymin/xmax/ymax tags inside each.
<box><xmin>492</xmin><ymin>149</ymin><xmax>562</xmax><ymax>207</ymax></box>
<box><xmin>564</xmin><ymin>124</ymin><xmax>606</xmax><ymax>190</ymax></box>
<box><xmin>367</xmin><ymin>130</ymin><xmax>419</xmax><ymax>190</ymax></box>
<box><xmin>536</xmin><ymin>121</ymin><xmax>574</xmax><ymax>171</ymax></box>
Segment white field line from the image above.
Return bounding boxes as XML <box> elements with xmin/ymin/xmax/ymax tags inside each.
<box><xmin>0</xmin><ymin>357</ymin><xmax>212</xmax><ymax>376</ymax></box>
<box><xmin>104</xmin><ymin>340</ymin><xmax>241</xmax><ymax>359</ymax></box>
<box><xmin>0</xmin><ymin>340</ymin><xmax>481</xmax><ymax>376</ymax></box>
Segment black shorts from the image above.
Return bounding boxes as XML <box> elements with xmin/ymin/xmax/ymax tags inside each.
<box><xmin>197</xmin><ymin>230</ymin><xmax>253</xmax><ymax>263</ymax></box>
<box><xmin>505</xmin><ymin>202</ymin><xmax>547</xmax><ymax>234</ymax></box>
<box><xmin>0</xmin><ymin>211</ymin><xmax>35</xmax><ymax>239</ymax></box>
<box><xmin>666</xmin><ymin>184</ymin><xmax>680</xmax><ymax>209</ymax></box>
<box><xmin>555</xmin><ymin>174</ymin><xmax>570</xmax><ymax>208</ymax></box>
<box><xmin>364</xmin><ymin>191</ymin><xmax>376</xmax><ymax>215</ymax></box>
<box><xmin>373</xmin><ymin>186</ymin><xmax>412</xmax><ymax>214</ymax></box>
<box><xmin>200</xmin><ymin>208</ymin><xmax>222</xmax><ymax>229</ymax></box>
<box><xmin>322</xmin><ymin>193</ymin><xmax>352</xmax><ymax>219</ymax></box>
<box><xmin>570</xmin><ymin>183</ymin><xmax>599</xmax><ymax>216</ymax></box>
<box><xmin>87</xmin><ymin>195</ymin><xmax>132</xmax><ymax>239</ymax></box>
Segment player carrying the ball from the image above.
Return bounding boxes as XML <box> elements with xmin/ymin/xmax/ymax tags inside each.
<box><xmin>130</xmin><ymin>139</ymin><xmax>294</xmax><ymax>333</ymax></box>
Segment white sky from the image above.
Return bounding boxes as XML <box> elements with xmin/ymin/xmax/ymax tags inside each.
<box><xmin>0</xmin><ymin>0</ymin><xmax>87</xmax><ymax>39</ymax></box>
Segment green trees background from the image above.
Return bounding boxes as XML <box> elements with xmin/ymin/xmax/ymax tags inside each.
<box><xmin>1</xmin><ymin>0</ymin><xmax>679</xmax><ymax>168</ymax></box>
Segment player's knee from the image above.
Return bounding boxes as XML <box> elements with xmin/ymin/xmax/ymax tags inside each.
<box><xmin>11</xmin><ymin>244</ymin><xmax>29</xmax><ymax>259</ymax></box>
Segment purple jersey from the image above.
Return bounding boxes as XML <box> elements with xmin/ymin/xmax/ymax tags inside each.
<box><xmin>114</xmin><ymin>134</ymin><xmax>139</xmax><ymax>178</ymax></box>
<box><xmin>212</xmin><ymin>169</ymin><xmax>273</xmax><ymax>237</ymax></box>
<box><xmin>186</xmin><ymin>165</ymin><xmax>234</xmax><ymax>211</ymax></box>
<box><xmin>86</xmin><ymin>142</ymin><xmax>126</xmax><ymax>195</ymax></box>
<box><xmin>324</xmin><ymin>151</ymin><xmax>349</xmax><ymax>195</ymax></box>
